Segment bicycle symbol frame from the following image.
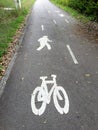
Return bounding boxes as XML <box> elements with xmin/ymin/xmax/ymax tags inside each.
<box><xmin>31</xmin><ymin>75</ymin><xmax>69</xmax><ymax>116</ymax></box>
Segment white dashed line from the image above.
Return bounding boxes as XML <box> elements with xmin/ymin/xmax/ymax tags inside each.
<box><xmin>53</xmin><ymin>20</ymin><xmax>57</xmax><ymax>24</ymax></box>
<box><xmin>48</xmin><ymin>10</ymin><xmax>51</xmax><ymax>14</ymax></box>
<box><xmin>66</xmin><ymin>45</ymin><xmax>78</xmax><ymax>64</ymax></box>
<box><xmin>59</xmin><ymin>14</ymin><xmax>65</xmax><ymax>17</ymax></box>
<box><xmin>65</xmin><ymin>19</ymin><xmax>69</xmax><ymax>23</ymax></box>
<box><xmin>41</xmin><ymin>25</ymin><xmax>44</xmax><ymax>31</ymax></box>
<box><xmin>55</xmin><ymin>10</ymin><xmax>60</xmax><ymax>13</ymax></box>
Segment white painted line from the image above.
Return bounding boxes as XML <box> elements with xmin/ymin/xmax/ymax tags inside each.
<box><xmin>55</xmin><ymin>10</ymin><xmax>60</xmax><ymax>13</ymax></box>
<box><xmin>65</xmin><ymin>19</ymin><xmax>69</xmax><ymax>23</ymax></box>
<box><xmin>53</xmin><ymin>20</ymin><xmax>57</xmax><ymax>24</ymax></box>
<box><xmin>66</xmin><ymin>45</ymin><xmax>78</xmax><ymax>64</ymax></box>
<box><xmin>59</xmin><ymin>14</ymin><xmax>65</xmax><ymax>17</ymax></box>
<box><xmin>31</xmin><ymin>75</ymin><xmax>69</xmax><ymax>116</ymax></box>
<box><xmin>41</xmin><ymin>25</ymin><xmax>44</xmax><ymax>31</ymax></box>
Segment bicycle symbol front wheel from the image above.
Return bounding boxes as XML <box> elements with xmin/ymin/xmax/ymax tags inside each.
<box><xmin>53</xmin><ymin>86</ymin><xmax>69</xmax><ymax>114</ymax></box>
<box><xmin>31</xmin><ymin>87</ymin><xmax>47</xmax><ymax>116</ymax></box>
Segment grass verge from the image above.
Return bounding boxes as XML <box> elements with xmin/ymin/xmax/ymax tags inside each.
<box><xmin>0</xmin><ymin>0</ymin><xmax>35</xmax><ymax>76</ymax></box>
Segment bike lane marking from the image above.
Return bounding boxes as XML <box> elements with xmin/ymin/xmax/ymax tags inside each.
<box><xmin>41</xmin><ymin>25</ymin><xmax>44</xmax><ymax>31</ymax></box>
<box><xmin>37</xmin><ymin>36</ymin><xmax>53</xmax><ymax>51</ymax></box>
<box><xmin>48</xmin><ymin>10</ymin><xmax>51</xmax><ymax>14</ymax></box>
<box><xmin>58</xmin><ymin>14</ymin><xmax>65</xmax><ymax>17</ymax></box>
<box><xmin>31</xmin><ymin>75</ymin><xmax>69</xmax><ymax>116</ymax></box>
<box><xmin>66</xmin><ymin>45</ymin><xmax>79</xmax><ymax>64</ymax></box>
<box><xmin>55</xmin><ymin>10</ymin><xmax>60</xmax><ymax>13</ymax></box>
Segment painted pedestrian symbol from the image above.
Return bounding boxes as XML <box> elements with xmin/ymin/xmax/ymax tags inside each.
<box><xmin>37</xmin><ymin>36</ymin><xmax>53</xmax><ymax>51</ymax></box>
<box><xmin>31</xmin><ymin>75</ymin><xmax>69</xmax><ymax>116</ymax></box>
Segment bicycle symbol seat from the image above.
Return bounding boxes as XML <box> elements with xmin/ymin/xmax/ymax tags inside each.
<box><xmin>31</xmin><ymin>75</ymin><xmax>69</xmax><ymax>116</ymax></box>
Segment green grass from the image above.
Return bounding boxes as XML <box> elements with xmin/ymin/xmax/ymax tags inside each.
<box><xmin>51</xmin><ymin>0</ymin><xmax>92</xmax><ymax>23</ymax></box>
<box><xmin>0</xmin><ymin>0</ymin><xmax>15</xmax><ymax>8</ymax></box>
<box><xmin>0</xmin><ymin>0</ymin><xmax>35</xmax><ymax>72</ymax></box>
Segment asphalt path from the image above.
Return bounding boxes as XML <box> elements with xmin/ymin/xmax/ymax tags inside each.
<box><xmin>0</xmin><ymin>0</ymin><xmax>98</xmax><ymax>129</ymax></box>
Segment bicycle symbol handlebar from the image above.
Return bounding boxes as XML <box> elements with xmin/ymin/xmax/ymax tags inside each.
<box><xmin>31</xmin><ymin>75</ymin><xmax>69</xmax><ymax>116</ymax></box>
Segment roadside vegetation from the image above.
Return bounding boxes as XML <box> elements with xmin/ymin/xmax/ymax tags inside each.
<box><xmin>51</xmin><ymin>0</ymin><xmax>98</xmax><ymax>22</ymax></box>
<box><xmin>0</xmin><ymin>0</ymin><xmax>35</xmax><ymax>76</ymax></box>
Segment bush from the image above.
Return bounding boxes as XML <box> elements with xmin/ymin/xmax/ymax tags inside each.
<box><xmin>68</xmin><ymin>0</ymin><xmax>98</xmax><ymax>21</ymax></box>
<box><xmin>52</xmin><ymin>0</ymin><xmax>98</xmax><ymax>22</ymax></box>
<box><xmin>54</xmin><ymin>0</ymin><xmax>69</xmax><ymax>6</ymax></box>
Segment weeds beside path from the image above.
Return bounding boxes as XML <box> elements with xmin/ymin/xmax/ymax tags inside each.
<box><xmin>0</xmin><ymin>0</ymin><xmax>35</xmax><ymax>79</ymax></box>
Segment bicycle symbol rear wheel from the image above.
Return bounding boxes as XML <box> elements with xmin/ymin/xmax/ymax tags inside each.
<box><xmin>31</xmin><ymin>87</ymin><xmax>47</xmax><ymax>116</ymax></box>
<box><xmin>53</xmin><ymin>86</ymin><xmax>69</xmax><ymax>114</ymax></box>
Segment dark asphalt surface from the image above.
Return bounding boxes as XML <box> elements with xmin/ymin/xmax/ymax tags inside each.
<box><xmin>0</xmin><ymin>0</ymin><xmax>98</xmax><ymax>129</ymax></box>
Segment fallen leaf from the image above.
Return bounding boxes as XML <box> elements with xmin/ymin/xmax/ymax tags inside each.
<box><xmin>43</xmin><ymin>119</ymin><xmax>47</xmax><ymax>124</ymax></box>
<box><xmin>76</xmin><ymin>81</ymin><xmax>78</xmax><ymax>84</ymax></box>
<box><xmin>21</xmin><ymin>77</ymin><xmax>24</xmax><ymax>81</ymax></box>
<box><xmin>85</xmin><ymin>74</ymin><xmax>91</xmax><ymax>77</ymax></box>
<box><xmin>87</xmin><ymin>81</ymin><xmax>91</xmax><ymax>83</ymax></box>
<box><xmin>22</xmin><ymin>125</ymin><xmax>25</xmax><ymax>128</ymax></box>
<box><xmin>41</xmin><ymin>71</ymin><xmax>43</xmax><ymax>73</ymax></box>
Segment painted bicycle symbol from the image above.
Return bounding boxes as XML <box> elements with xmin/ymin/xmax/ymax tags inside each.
<box><xmin>31</xmin><ymin>75</ymin><xmax>69</xmax><ymax>116</ymax></box>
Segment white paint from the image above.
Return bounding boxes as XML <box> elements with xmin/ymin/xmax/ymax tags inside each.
<box><xmin>3</xmin><ymin>8</ymin><xmax>15</xmax><ymax>10</ymax></box>
<box><xmin>55</xmin><ymin>10</ymin><xmax>60</xmax><ymax>13</ymax></box>
<box><xmin>31</xmin><ymin>75</ymin><xmax>69</xmax><ymax>116</ymax></box>
<box><xmin>53</xmin><ymin>20</ymin><xmax>57</xmax><ymax>24</ymax></box>
<box><xmin>37</xmin><ymin>36</ymin><xmax>52</xmax><ymax>51</ymax></box>
<box><xmin>48</xmin><ymin>10</ymin><xmax>51</xmax><ymax>14</ymax></box>
<box><xmin>59</xmin><ymin>14</ymin><xmax>65</xmax><ymax>17</ymax></box>
<box><xmin>65</xmin><ymin>19</ymin><xmax>69</xmax><ymax>23</ymax></box>
<box><xmin>41</xmin><ymin>25</ymin><xmax>44</xmax><ymax>31</ymax></box>
<box><xmin>66</xmin><ymin>45</ymin><xmax>78</xmax><ymax>64</ymax></box>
